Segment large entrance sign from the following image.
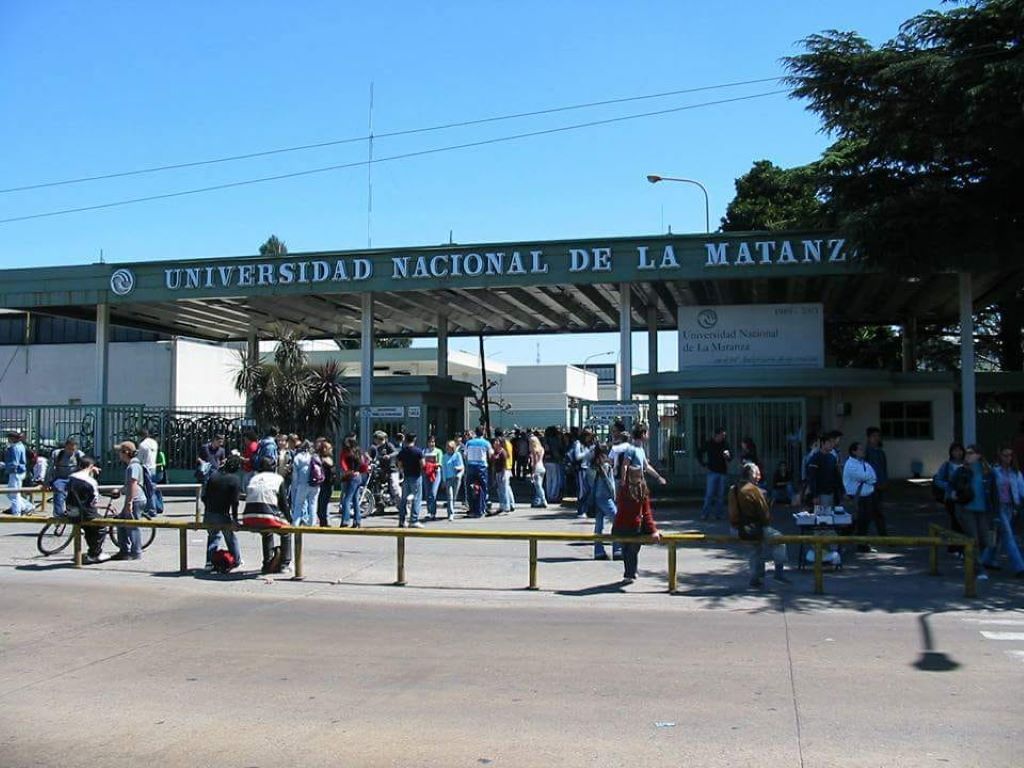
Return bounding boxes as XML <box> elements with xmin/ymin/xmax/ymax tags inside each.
<box><xmin>0</xmin><ymin>232</ymin><xmax>860</xmax><ymax>309</ymax></box>
<box><xmin>677</xmin><ymin>303</ymin><xmax>824</xmax><ymax>369</ymax></box>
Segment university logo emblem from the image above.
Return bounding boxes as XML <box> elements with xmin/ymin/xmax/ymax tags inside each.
<box><xmin>697</xmin><ymin>309</ymin><xmax>718</xmax><ymax>329</ymax></box>
<box><xmin>110</xmin><ymin>269</ymin><xmax>136</xmax><ymax>296</ymax></box>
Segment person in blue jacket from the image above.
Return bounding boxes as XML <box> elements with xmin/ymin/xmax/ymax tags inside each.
<box><xmin>1</xmin><ymin>431</ymin><xmax>34</xmax><ymax>516</ymax></box>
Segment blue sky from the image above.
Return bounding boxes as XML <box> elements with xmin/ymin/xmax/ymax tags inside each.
<box><xmin>1</xmin><ymin>0</ymin><xmax>935</xmax><ymax>369</ymax></box>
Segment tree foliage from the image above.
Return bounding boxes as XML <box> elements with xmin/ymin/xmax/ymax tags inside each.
<box><xmin>234</xmin><ymin>326</ymin><xmax>349</xmax><ymax>436</ymax></box>
<box><xmin>259</xmin><ymin>235</ymin><xmax>288</xmax><ymax>257</ymax></box>
<box><xmin>720</xmin><ymin>160</ymin><xmax>831</xmax><ymax>232</ymax></box>
<box><xmin>782</xmin><ymin>0</ymin><xmax>1024</xmax><ymax>273</ymax></box>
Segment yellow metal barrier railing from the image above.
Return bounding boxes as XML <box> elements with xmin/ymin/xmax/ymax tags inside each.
<box><xmin>17</xmin><ymin>484</ymin><xmax>204</xmax><ymax>522</ymax></box>
<box><xmin>0</xmin><ymin>515</ymin><xmax>976</xmax><ymax>597</ymax></box>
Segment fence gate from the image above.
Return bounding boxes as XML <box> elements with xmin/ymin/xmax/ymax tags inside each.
<box><xmin>673</xmin><ymin>398</ymin><xmax>806</xmax><ymax>488</ymax></box>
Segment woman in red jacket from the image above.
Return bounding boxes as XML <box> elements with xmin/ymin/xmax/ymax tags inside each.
<box><xmin>612</xmin><ymin>424</ymin><xmax>665</xmax><ymax>584</ymax></box>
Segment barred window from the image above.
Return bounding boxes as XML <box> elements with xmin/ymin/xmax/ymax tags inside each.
<box><xmin>880</xmin><ymin>401</ymin><xmax>933</xmax><ymax>440</ymax></box>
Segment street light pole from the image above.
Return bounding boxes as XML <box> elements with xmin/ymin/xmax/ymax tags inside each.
<box><xmin>647</xmin><ymin>174</ymin><xmax>711</xmax><ymax>233</ymax></box>
<box><xmin>581</xmin><ymin>350</ymin><xmax>616</xmax><ymax>368</ymax></box>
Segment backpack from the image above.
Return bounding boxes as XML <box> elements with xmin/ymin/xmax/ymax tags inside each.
<box><xmin>950</xmin><ymin>465</ymin><xmax>975</xmax><ymax>505</ymax></box>
<box><xmin>211</xmin><ymin>549</ymin><xmax>237</xmax><ymax>573</ymax></box>
<box><xmin>309</xmin><ymin>455</ymin><xmax>325</xmax><ymax>486</ymax></box>
<box><xmin>253</xmin><ymin>437</ymin><xmax>277</xmax><ymax>473</ymax></box>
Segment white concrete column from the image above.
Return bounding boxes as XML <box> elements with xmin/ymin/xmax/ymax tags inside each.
<box><xmin>95</xmin><ymin>303</ymin><xmax>110</xmax><ymax>406</ymax></box>
<box><xmin>360</xmin><ymin>293</ymin><xmax>375</xmax><ymax>441</ymax></box>
<box><xmin>95</xmin><ymin>303</ymin><xmax>110</xmax><ymax>462</ymax></box>
<box><xmin>245</xmin><ymin>329</ymin><xmax>259</xmax><ymax>419</ymax></box>
<box><xmin>647</xmin><ymin>304</ymin><xmax>659</xmax><ymax>462</ymax></box>
<box><xmin>959</xmin><ymin>273</ymin><xmax>976</xmax><ymax>445</ymax></box>
<box><xmin>619</xmin><ymin>284</ymin><xmax>632</xmax><ymax>403</ymax></box>
<box><xmin>437</xmin><ymin>314</ymin><xmax>449</xmax><ymax>378</ymax></box>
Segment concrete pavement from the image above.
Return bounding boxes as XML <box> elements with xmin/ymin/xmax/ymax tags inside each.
<box><xmin>1</xmin><ymin>493</ymin><xmax>1022</xmax><ymax>766</ymax></box>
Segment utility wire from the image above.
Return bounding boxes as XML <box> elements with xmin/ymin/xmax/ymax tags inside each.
<box><xmin>0</xmin><ymin>76</ymin><xmax>783</xmax><ymax>195</ymax></box>
<box><xmin>0</xmin><ymin>89</ymin><xmax>787</xmax><ymax>225</ymax></box>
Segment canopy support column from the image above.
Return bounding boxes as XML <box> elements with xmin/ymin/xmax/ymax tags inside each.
<box><xmin>959</xmin><ymin>273</ymin><xmax>976</xmax><ymax>445</ymax></box>
<box><xmin>647</xmin><ymin>305</ymin><xmax>659</xmax><ymax>462</ymax></box>
<box><xmin>95</xmin><ymin>303</ymin><xmax>110</xmax><ymax>461</ymax></box>
<box><xmin>619</xmin><ymin>284</ymin><xmax>632</xmax><ymax>404</ymax></box>
<box><xmin>245</xmin><ymin>330</ymin><xmax>258</xmax><ymax>419</ymax></box>
<box><xmin>360</xmin><ymin>293</ymin><xmax>375</xmax><ymax>442</ymax></box>
<box><xmin>901</xmin><ymin>317</ymin><xmax>918</xmax><ymax>373</ymax></box>
<box><xmin>437</xmin><ymin>314</ymin><xmax>449</xmax><ymax>378</ymax></box>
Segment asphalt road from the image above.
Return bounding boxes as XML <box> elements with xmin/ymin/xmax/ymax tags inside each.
<box><xmin>1</xmin><ymin>497</ymin><xmax>1022</xmax><ymax>767</ymax></box>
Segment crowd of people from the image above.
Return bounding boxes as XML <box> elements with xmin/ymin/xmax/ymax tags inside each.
<box><xmin>3</xmin><ymin>417</ymin><xmax>1023</xmax><ymax>585</ymax></box>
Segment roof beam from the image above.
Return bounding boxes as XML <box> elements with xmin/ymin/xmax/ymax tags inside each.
<box><xmin>533</xmin><ymin>287</ymin><xmax>597</xmax><ymax>329</ymax></box>
<box><xmin>576</xmin><ymin>284</ymin><xmax>617</xmax><ymax>326</ymax></box>
<box><xmin>447</xmin><ymin>289</ymin><xmax>533</xmax><ymax>331</ymax></box>
<box><xmin>493</xmin><ymin>289</ymin><xmax>562</xmax><ymax>330</ymax></box>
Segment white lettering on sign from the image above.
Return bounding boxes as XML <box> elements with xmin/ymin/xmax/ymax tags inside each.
<box><xmin>157</xmin><ymin>238</ymin><xmax>852</xmax><ymax>293</ymax></box>
<box><xmin>703</xmin><ymin>239</ymin><xmax>853</xmax><ymax>268</ymax></box>
<box><xmin>678</xmin><ymin>303</ymin><xmax>824</xmax><ymax>369</ymax></box>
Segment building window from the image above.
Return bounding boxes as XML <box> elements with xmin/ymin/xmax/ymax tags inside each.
<box><xmin>880</xmin><ymin>401</ymin><xmax>933</xmax><ymax>440</ymax></box>
<box><xmin>578</xmin><ymin>363</ymin><xmax>617</xmax><ymax>385</ymax></box>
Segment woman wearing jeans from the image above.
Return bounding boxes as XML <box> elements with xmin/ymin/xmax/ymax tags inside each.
<box><xmin>611</xmin><ymin>425</ymin><xmax>665</xmax><ymax>584</ymax></box>
<box><xmin>339</xmin><ymin>438</ymin><xmax>365</xmax><ymax>528</ymax></box>
<box><xmin>952</xmin><ymin>445</ymin><xmax>996</xmax><ymax>581</ymax></box>
<box><xmin>442</xmin><ymin>441</ymin><xmax>464</xmax><ymax>520</ymax></box>
<box><xmin>529</xmin><ymin>433</ymin><xmax>547</xmax><ymax>508</ymax></box>
<box><xmin>986</xmin><ymin>446</ymin><xmax>1024</xmax><ymax>577</ymax></box>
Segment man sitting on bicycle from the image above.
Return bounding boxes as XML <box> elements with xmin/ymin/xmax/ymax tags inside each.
<box><xmin>66</xmin><ymin>456</ymin><xmax>108</xmax><ymax>564</ymax></box>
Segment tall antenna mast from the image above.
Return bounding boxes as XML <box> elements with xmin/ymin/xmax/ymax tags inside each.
<box><xmin>366</xmin><ymin>81</ymin><xmax>374</xmax><ymax>249</ymax></box>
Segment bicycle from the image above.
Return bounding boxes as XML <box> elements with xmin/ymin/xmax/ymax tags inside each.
<box><xmin>36</xmin><ymin>493</ymin><xmax>157</xmax><ymax>556</ymax></box>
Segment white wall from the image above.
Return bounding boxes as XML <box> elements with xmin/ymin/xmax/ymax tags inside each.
<box><xmin>830</xmin><ymin>387</ymin><xmax>955</xmax><ymax>478</ymax></box>
<box><xmin>174</xmin><ymin>340</ymin><xmax>246</xmax><ymax>408</ymax></box>
<box><xmin>0</xmin><ymin>342</ymin><xmax>173</xmax><ymax>406</ymax></box>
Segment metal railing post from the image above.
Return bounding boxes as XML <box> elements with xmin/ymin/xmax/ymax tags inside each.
<box><xmin>72</xmin><ymin>522</ymin><xmax>83</xmax><ymax>567</ymax></box>
<box><xmin>929</xmin><ymin>543</ymin><xmax>939</xmax><ymax>576</ymax></box>
<box><xmin>667</xmin><ymin>541</ymin><xmax>678</xmax><ymax>594</ymax></box>
<box><xmin>813</xmin><ymin>542</ymin><xmax>825</xmax><ymax>595</ymax></box>
<box><xmin>194</xmin><ymin>488</ymin><xmax>202</xmax><ymax>525</ymax></box>
<box><xmin>964</xmin><ymin>541</ymin><xmax>976</xmax><ymax>598</ymax></box>
<box><xmin>395</xmin><ymin>535</ymin><xmax>406</xmax><ymax>586</ymax></box>
<box><xmin>294</xmin><ymin>532</ymin><xmax>304</xmax><ymax>580</ymax></box>
<box><xmin>179</xmin><ymin>527</ymin><xmax>188</xmax><ymax>573</ymax></box>
<box><xmin>528</xmin><ymin>538</ymin><xmax>538</xmax><ymax>590</ymax></box>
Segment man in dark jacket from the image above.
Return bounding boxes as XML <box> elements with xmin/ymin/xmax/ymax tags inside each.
<box><xmin>203</xmin><ymin>455</ymin><xmax>243</xmax><ymax>570</ymax></box>
<box><xmin>699</xmin><ymin>427</ymin><xmax>732</xmax><ymax>520</ymax></box>
<box><xmin>806</xmin><ymin>433</ymin><xmax>843</xmax><ymax>507</ymax></box>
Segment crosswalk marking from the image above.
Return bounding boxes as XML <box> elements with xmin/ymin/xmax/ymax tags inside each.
<box><xmin>979</xmin><ymin>631</ymin><xmax>1024</xmax><ymax>641</ymax></box>
<box><xmin>1007</xmin><ymin>651</ymin><xmax>1024</xmax><ymax>664</ymax></box>
<box><xmin>962</xmin><ymin>618</ymin><xmax>1024</xmax><ymax>627</ymax></box>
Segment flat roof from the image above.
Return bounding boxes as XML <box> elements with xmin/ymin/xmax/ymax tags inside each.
<box><xmin>1</xmin><ymin>230</ymin><xmax>1018</xmax><ymax>341</ymax></box>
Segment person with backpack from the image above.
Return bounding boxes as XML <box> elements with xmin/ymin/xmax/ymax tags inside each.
<box><xmin>65</xmin><ymin>455</ymin><xmax>108</xmax><ymax>563</ymax></box>
<box><xmin>289</xmin><ymin>441</ymin><xmax>320</xmax><ymax>527</ymax></box>
<box><xmin>728</xmin><ymin>462</ymin><xmax>788</xmax><ymax>589</ymax></box>
<box><xmin>45</xmin><ymin>438</ymin><xmax>84</xmax><ymax>517</ymax></box>
<box><xmin>951</xmin><ymin>445</ymin><xmax>996</xmax><ymax>581</ymax></box>
<box><xmin>985</xmin><ymin>446</ymin><xmax>1024</xmax><ymax>578</ymax></box>
<box><xmin>203</xmin><ymin>455</ymin><xmax>243</xmax><ymax>571</ymax></box>
<box><xmin>315</xmin><ymin>441</ymin><xmax>335</xmax><ymax>528</ymax></box>
<box><xmin>932</xmin><ymin>443</ymin><xmax>967</xmax><ymax>555</ymax></box>
<box><xmin>612</xmin><ymin>424</ymin><xmax>665</xmax><ymax>584</ymax></box>
<box><xmin>242</xmin><ymin>456</ymin><xmax>293</xmax><ymax>576</ymax></box>
<box><xmin>111</xmin><ymin>441</ymin><xmax>147</xmax><ymax>561</ymax></box>
<box><xmin>252</xmin><ymin>427</ymin><xmax>279</xmax><ymax>476</ymax></box>
<box><xmin>592</xmin><ymin>444</ymin><xmax>622</xmax><ymax>561</ymax></box>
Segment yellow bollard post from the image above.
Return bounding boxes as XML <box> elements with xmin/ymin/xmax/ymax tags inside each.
<box><xmin>395</xmin><ymin>535</ymin><xmax>406</xmax><ymax>586</ymax></box>
<box><xmin>528</xmin><ymin>538</ymin><xmax>538</xmax><ymax>590</ymax></box>
<box><xmin>73</xmin><ymin>522</ymin><xmax>83</xmax><ymax>568</ymax></box>
<box><xmin>668</xmin><ymin>542</ymin><xmax>678</xmax><ymax>594</ymax></box>
<box><xmin>813</xmin><ymin>542</ymin><xmax>824</xmax><ymax>595</ymax></box>
<box><xmin>179</xmin><ymin>527</ymin><xmax>188</xmax><ymax>573</ymax></box>
<box><xmin>294</xmin><ymin>532</ymin><xmax>304</xmax><ymax>580</ymax></box>
<box><xmin>964</xmin><ymin>541</ymin><xmax>976</xmax><ymax>598</ymax></box>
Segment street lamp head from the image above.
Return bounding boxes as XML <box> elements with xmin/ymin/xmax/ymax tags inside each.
<box><xmin>646</xmin><ymin>175</ymin><xmax>662</xmax><ymax>184</ymax></box>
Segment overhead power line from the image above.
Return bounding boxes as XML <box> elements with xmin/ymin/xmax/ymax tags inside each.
<box><xmin>0</xmin><ymin>89</ymin><xmax>787</xmax><ymax>225</ymax></box>
<box><xmin>0</xmin><ymin>76</ymin><xmax>783</xmax><ymax>195</ymax></box>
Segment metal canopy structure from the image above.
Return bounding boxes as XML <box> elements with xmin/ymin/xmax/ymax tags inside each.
<box><xmin>1</xmin><ymin>230</ymin><xmax>1019</xmax><ymax>342</ymax></box>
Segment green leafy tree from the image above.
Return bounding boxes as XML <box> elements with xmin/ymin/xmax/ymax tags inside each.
<box><xmin>234</xmin><ymin>326</ymin><xmax>348</xmax><ymax>436</ymax></box>
<box><xmin>259</xmin><ymin>235</ymin><xmax>288</xmax><ymax>257</ymax></box>
<box><xmin>719</xmin><ymin>160</ymin><xmax>831</xmax><ymax>232</ymax></box>
<box><xmin>783</xmin><ymin>0</ymin><xmax>1023</xmax><ymax>369</ymax></box>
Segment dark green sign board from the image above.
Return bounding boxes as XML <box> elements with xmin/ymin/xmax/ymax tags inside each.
<box><xmin>0</xmin><ymin>230</ymin><xmax>863</xmax><ymax>309</ymax></box>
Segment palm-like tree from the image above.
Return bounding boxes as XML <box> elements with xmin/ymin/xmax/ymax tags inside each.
<box><xmin>234</xmin><ymin>326</ymin><xmax>348</xmax><ymax>436</ymax></box>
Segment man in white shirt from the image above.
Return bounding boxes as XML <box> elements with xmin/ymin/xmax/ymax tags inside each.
<box><xmin>137</xmin><ymin>429</ymin><xmax>159</xmax><ymax>475</ymax></box>
<box><xmin>843</xmin><ymin>441</ymin><xmax>884</xmax><ymax>551</ymax></box>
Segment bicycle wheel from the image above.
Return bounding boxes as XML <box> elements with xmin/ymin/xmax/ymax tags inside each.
<box><xmin>37</xmin><ymin>521</ymin><xmax>73</xmax><ymax>556</ymax></box>
<box><xmin>140</xmin><ymin>526</ymin><xmax>156</xmax><ymax>550</ymax></box>
<box><xmin>358</xmin><ymin>486</ymin><xmax>374</xmax><ymax>520</ymax></box>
